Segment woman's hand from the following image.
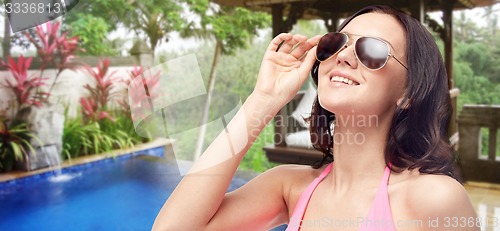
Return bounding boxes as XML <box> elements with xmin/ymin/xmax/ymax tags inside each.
<box><xmin>254</xmin><ymin>33</ymin><xmax>322</xmax><ymax>109</ymax></box>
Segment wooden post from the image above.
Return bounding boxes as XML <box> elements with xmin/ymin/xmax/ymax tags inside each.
<box><xmin>441</xmin><ymin>0</ymin><xmax>455</xmax><ymax>89</ymax></box>
<box><xmin>323</xmin><ymin>14</ymin><xmax>339</xmax><ymax>32</ymax></box>
<box><xmin>271</xmin><ymin>4</ymin><xmax>284</xmax><ymax>37</ymax></box>
<box><xmin>440</xmin><ymin>0</ymin><xmax>460</xmax><ymax>141</ymax></box>
<box><xmin>410</xmin><ymin>0</ymin><xmax>425</xmax><ymax>23</ymax></box>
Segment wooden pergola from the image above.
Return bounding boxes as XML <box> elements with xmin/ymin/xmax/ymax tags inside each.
<box><xmin>212</xmin><ymin>0</ymin><xmax>498</xmax><ymax>165</ymax></box>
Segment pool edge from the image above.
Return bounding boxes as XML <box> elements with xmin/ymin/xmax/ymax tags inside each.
<box><xmin>0</xmin><ymin>138</ymin><xmax>173</xmax><ymax>185</ymax></box>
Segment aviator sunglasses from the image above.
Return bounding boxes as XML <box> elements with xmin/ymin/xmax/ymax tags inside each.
<box><xmin>316</xmin><ymin>32</ymin><xmax>408</xmax><ymax>71</ymax></box>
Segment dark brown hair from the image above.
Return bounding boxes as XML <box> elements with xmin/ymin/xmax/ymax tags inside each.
<box><xmin>308</xmin><ymin>5</ymin><xmax>455</xmax><ymax>176</ymax></box>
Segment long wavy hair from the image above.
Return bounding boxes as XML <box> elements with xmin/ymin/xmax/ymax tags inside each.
<box><xmin>308</xmin><ymin>5</ymin><xmax>455</xmax><ymax>177</ymax></box>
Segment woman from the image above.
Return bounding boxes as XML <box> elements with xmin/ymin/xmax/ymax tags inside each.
<box><xmin>153</xmin><ymin>5</ymin><xmax>478</xmax><ymax>231</ymax></box>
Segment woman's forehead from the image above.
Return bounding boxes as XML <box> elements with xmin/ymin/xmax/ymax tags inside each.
<box><xmin>340</xmin><ymin>13</ymin><xmax>406</xmax><ymax>52</ymax></box>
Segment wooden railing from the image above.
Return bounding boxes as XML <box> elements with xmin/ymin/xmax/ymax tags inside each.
<box><xmin>458</xmin><ymin>105</ymin><xmax>500</xmax><ymax>183</ymax></box>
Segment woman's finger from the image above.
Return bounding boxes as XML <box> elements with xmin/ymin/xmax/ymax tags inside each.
<box><xmin>287</xmin><ymin>35</ymin><xmax>309</xmax><ymax>59</ymax></box>
<box><xmin>295</xmin><ymin>35</ymin><xmax>322</xmax><ymax>60</ymax></box>
<box><xmin>266</xmin><ymin>33</ymin><xmax>293</xmax><ymax>52</ymax></box>
<box><xmin>276</xmin><ymin>37</ymin><xmax>300</xmax><ymax>53</ymax></box>
<box><xmin>307</xmin><ymin>35</ymin><xmax>323</xmax><ymax>46</ymax></box>
<box><xmin>297</xmin><ymin>46</ymin><xmax>318</xmax><ymax>83</ymax></box>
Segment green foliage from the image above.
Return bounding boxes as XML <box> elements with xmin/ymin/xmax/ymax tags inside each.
<box><xmin>0</xmin><ymin>119</ymin><xmax>38</xmax><ymax>172</ymax></box>
<box><xmin>125</xmin><ymin>0</ymin><xmax>185</xmax><ymax>50</ymax></box>
<box><xmin>480</xmin><ymin>128</ymin><xmax>500</xmax><ymax>157</ymax></box>
<box><xmin>62</xmin><ymin>112</ymin><xmax>147</xmax><ymax>160</ymax></box>
<box><xmin>240</xmin><ymin>124</ymin><xmax>279</xmax><ymax>172</ymax></box>
<box><xmin>291</xmin><ymin>19</ymin><xmax>327</xmax><ymax>37</ymax></box>
<box><xmin>63</xmin><ymin>0</ymin><xmax>133</xmax><ymax>31</ymax></box>
<box><xmin>201</xmin><ymin>7</ymin><xmax>271</xmax><ymax>55</ymax></box>
<box><xmin>67</xmin><ymin>13</ymin><xmax>116</xmax><ymax>56</ymax></box>
<box><xmin>64</xmin><ymin>0</ymin><xmax>194</xmax><ymax>52</ymax></box>
<box><xmin>449</xmin><ymin>8</ymin><xmax>500</xmax><ymax>157</ymax></box>
<box><xmin>453</xmin><ymin>36</ymin><xmax>500</xmax><ymax>112</ymax></box>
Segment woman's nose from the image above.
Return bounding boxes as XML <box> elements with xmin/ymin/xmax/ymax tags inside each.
<box><xmin>335</xmin><ymin>44</ymin><xmax>358</xmax><ymax>69</ymax></box>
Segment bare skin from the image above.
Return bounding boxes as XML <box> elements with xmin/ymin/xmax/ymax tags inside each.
<box><xmin>152</xmin><ymin>13</ymin><xmax>478</xmax><ymax>231</ymax></box>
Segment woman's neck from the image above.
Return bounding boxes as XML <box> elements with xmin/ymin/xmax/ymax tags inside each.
<box><xmin>328</xmin><ymin>112</ymin><xmax>392</xmax><ymax>193</ymax></box>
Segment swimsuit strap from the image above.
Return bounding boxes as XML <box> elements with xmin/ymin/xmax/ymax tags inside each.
<box><xmin>359</xmin><ymin>166</ymin><xmax>395</xmax><ymax>231</ymax></box>
<box><xmin>286</xmin><ymin>163</ymin><xmax>332</xmax><ymax>231</ymax></box>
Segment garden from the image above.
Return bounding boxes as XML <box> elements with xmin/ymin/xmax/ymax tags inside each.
<box><xmin>0</xmin><ymin>0</ymin><xmax>277</xmax><ymax>173</ymax></box>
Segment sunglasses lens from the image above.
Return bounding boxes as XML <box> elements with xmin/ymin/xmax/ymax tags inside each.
<box><xmin>316</xmin><ymin>32</ymin><xmax>348</xmax><ymax>61</ymax></box>
<box><xmin>355</xmin><ymin>37</ymin><xmax>389</xmax><ymax>70</ymax></box>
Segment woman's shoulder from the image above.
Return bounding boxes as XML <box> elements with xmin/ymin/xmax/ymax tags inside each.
<box><xmin>404</xmin><ymin>171</ymin><xmax>467</xmax><ymax>202</ymax></box>
<box><xmin>263</xmin><ymin>163</ymin><xmax>326</xmax><ymax>186</ymax></box>
<box><xmin>392</xmin><ymin>169</ymin><xmax>475</xmax><ymax>219</ymax></box>
<box><xmin>265</xmin><ymin>163</ymin><xmax>329</xmax><ymax>213</ymax></box>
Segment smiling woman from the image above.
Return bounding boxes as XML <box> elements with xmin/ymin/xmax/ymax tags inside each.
<box><xmin>152</xmin><ymin>5</ymin><xmax>479</xmax><ymax>231</ymax></box>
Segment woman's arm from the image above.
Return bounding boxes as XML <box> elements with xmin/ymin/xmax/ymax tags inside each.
<box><xmin>152</xmin><ymin>33</ymin><xmax>321</xmax><ymax>231</ymax></box>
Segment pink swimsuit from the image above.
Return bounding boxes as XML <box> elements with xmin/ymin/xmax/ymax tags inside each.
<box><xmin>286</xmin><ymin>163</ymin><xmax>395</xmax><ymax>231</ymax></box>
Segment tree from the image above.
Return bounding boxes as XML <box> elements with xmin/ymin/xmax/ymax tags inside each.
<box><xmin>454</xmin><ymin>11</ymin><xmax>481</xmax><ymax>43</ymax></box>
<box><xmin>182</xmin><ymin>2</ymin><xmax>270</xmax><ymax>159</ymax></box>
<box><xmin>63</xmin><ymin>0</ymin><xmax>131</xmax><ymax>32</ymax></box>
<box><xmin>64</xmin><ymin>0</ymin><xmax>188</xmax><ymax>54</ymax></box>
<box><xmin>66</xmin><ymin>14</ymin><xmax>115</xmax><ymax>55</ymax></box>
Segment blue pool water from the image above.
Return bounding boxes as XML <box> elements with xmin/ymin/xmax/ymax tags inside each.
<box><xmin>0</xmin><ymin>151</ymin><xmax>287</xmax><ymax>230</ymax></box>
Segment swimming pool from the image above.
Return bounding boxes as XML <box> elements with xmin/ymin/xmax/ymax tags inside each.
<box><xmin>0</xmin><ymin>150</ymin><xmax>287</xmax><ymax>230</ymax></box>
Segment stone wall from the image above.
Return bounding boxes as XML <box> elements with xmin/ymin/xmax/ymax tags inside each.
<box><xmin>0</xmin><ymin>41</ymin><xmax>153</xmax><ymax>119</ymax></box>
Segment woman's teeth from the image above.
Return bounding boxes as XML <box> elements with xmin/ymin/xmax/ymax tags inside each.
<box><xmin>330</xmin><ymin>76</ymin><xmax>358</xmax><ymax>85</ymax></box>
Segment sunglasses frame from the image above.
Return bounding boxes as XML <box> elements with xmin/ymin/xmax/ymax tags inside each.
<box><xmin>315</xmin><ymin>32</ymin><xmax>408</xmax><ymax>71</ymax></box>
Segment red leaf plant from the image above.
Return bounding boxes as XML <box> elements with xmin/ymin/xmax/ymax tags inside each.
<box><xmin>0</xmin><ymin>56</ymin><xmax>49</xmax><ymax>111</ymax></box>
<box><xmin>80</xmin><ymin>59</ymin><xmax>118</xmax><ymax>122</ymax></box>
<box><xmin>24</xmin><ymin>21</ymin><xmax>81</xmax><ymax>99</ymax></box>
<box><xmin>79</xmin><ymin>97</ymin><xmax>115</xmax><ymax>122</ymax></box>
<box><xmin>122</xmin><ymin>65</ymin><xmax>161</xmax><ymax>108</ymax></box>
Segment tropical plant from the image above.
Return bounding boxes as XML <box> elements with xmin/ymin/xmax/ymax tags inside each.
<box><xmin>80</xmin><ymin>59</ymin><xmax>119</xmax><ymax>122</ymax></box>
<box><xmin>62</xmin><ymin>118</ymin><xmax>115</xmax><ymax>159</ymax></box>
<box><xmin>66</xmin><ymin>13</ymin><xmax>116</xmax><ymax>56</ymax></box>
<box><xmin>62</xmin><ymin>112</ymin><xmax>146</xmax><ymax>160</ymax></box>
<box><xmin>80</xmin><ymin>97</ymin><xmax>115</xmax><ymax>123</ymax></box>
<box><xmin>0</xmin><ymin>55</ymin><xmax>48</xmax><ymax>113</ymax></box>
<box><xmin>63</xmin><ymin>0</ymin><xmax>213</xmax><ymax>53</ymax></box>
<box><xmin>23</xmin><ymin>21</ymin><xmax>80</xmax><ymax>99</ymax></box>
<box><xmin>63</xmin><ymin>60</ymin><xmax>152</xmax><ymax>159</ymax></box>
<box><xmin>0</xmin><ymin>21</ymin><xmax>82</xmax><ymax>172</ymax></box>
<box><xmin>119</xmin><ymin>65</ymin><xmax>161</xmax><ymax>117</ymax></box>
<box><xmin>0</xmin><ymin>118</ymin><xmax>38</xmax><ymax>172</ymax></box>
